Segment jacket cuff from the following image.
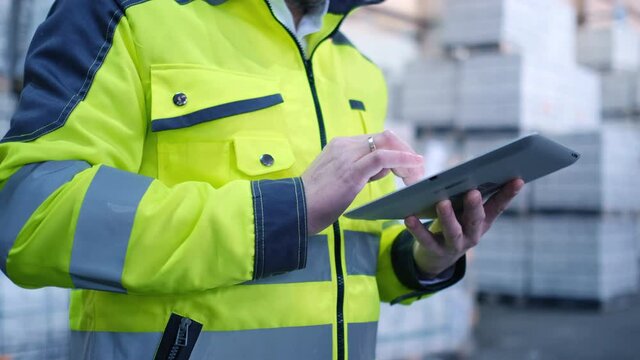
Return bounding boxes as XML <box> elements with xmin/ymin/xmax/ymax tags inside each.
<box><xmin>390</xmin><ymin>229</ymin><xmax>466</xmax><ymax>304</ymax></box>
<box><xmin>250</xmin><ymin>178</ymin><xmax>308</xmax><ymax>280</ymax></box>
<box><xmin>417</xmin><ymin>264</ymin><xmax>456</xmax><ymax>286</ymax></box>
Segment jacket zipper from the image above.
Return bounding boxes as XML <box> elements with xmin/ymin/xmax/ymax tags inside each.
<box><xmin>261</xmin><ymin>2</ymin><xmax>347</xmax><ymax>359</ymax></box>
<box><xmin>155</xmin><ymin>314</ymin><xmax>202</xmax><ymax>360</ymax></box>
<box><xmin>167</xmin><ymin>318</ymin><xmax>191</xmax><ymax>360</ymax></box>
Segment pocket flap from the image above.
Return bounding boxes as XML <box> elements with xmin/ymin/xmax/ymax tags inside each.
<box><xmin>150</xmin><ymin>65</ymin><xmax>283</xmax><ymax>132</ymax></box>
<box><xmin>234</xmin><ymin>136</ymin><xmax>295</xmax><ymax>176</ymax></box>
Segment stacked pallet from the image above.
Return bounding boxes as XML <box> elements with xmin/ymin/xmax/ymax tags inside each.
<box><xmin>573</xmin><ymin>0</ymin><xmax>640</xmax><ymax>31</ymax></box>
<box><xmin>403</xmin><ymin>0</ymin><xmax>600</xmax><ymax>135</ymax></box>
<box><xmin>574</xmin><ymin>7</ymin><xmax>640</xmax><ymax>264</ymax></box>
<box><xmin>377</xmin><ymin>280</ymin><xmax>475</xmax><ymax>359</ymax></box>
<box><xmin>577</xmin><ymin>22</ymin><xmax>640</xmax><ymax>71</ymax></box>
<box><xmin>457</xmin><ymin>53</ymin><xmax>600</xmax><ymax>133</ymax></box>
<box><xmin>578</xmin><ymin>22</ymin><xmax>640</xmax><ymax>118</ymax></box>
<box><xmin>470</xmin><ymin>216</ymin><xmax>531</xmax><ymax>297</ymax></box>
<box><xmin>0</xmin><ymin>276</ymin><xmax>69</xmax><ymax>360</ymax></box>
<box><xmin>461</xmin><ymin>128</ymin><xmax>637</xmax><ymax>303</ymax></box>
<box><xmin>441</xmin><ymin>0</ymin><xmax>576</xmax><ymax>63</ymax></box>
<box><xmin>530</xmin><ymin>214</ymin><xmax>638</xmax><ymax>301</ymax></box>
<box><xmin>600</xmin><ymin>71</ymin><xmax>640</xmax><ymax>116</ymax></box>
<box><xmin>531</xmin><ymin>114</ymin><xmax>640</xmax><ymax>299</ymax></box>
<box><xmin>532</xmin><ymin>122</ymin><xmax>640</xmax><ymax>213</ymax></box>
<box><xmin>400</xmin><ymin>0</ymin><xmax>640</xmax><ymax>307</ymax></box>
<box><xmin>402</xmin><ymin>59</ymin><xmax>460</xmax><ymax>128</ymax></box>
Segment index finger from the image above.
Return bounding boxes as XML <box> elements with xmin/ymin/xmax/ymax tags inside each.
<box><xmin>354</xmin><ymin>149</ymin><xmax>423</xmax><ymax>182</ymax></box>
<box><xmin>374</xmin><ymin>130</ymin><xmax>416</xmax><ymax>153</ymax></box>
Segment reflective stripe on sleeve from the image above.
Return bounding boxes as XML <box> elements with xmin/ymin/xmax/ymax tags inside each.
<box><xmin>0</xmin><ymin>161</ymin><xmax>90</xmax><ymax>274</ymax></box>
<box><xmin>245</xmin><ymin>235</ymin><xmax>330</xmax><ymax>284</ymax></box>
<box><xmin>70</xmin><ymin>166</ymin><xmax>152</xmax><ymax>293</ymax></box>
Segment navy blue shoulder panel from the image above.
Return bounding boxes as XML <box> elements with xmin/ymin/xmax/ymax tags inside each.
<box><xmin>328</xmin><ymin>0</ymin><xmax>384</xmax><ymax>15</ymax></box>
<box><xmin>332</xmin><ymin>31</ymin><xmax>355</xmax><ymax>48</ymax></box>
<box><xmin>0</xmin><ymin>0</ymin><xmax>149</xmax><ymax>144</ymax></box>
<box><xmin>332</xmin><ymin>31</ymin><xmax>375</xmax><ymax>64</ymax></box>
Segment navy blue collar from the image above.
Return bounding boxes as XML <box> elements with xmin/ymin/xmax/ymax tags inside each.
<box><xmin>176</xmin><ymin>0</ymin><xmax>385</xmax><ymax>14</ymax></box>
<box><xmin>328</xmin><ymin>0</ymin><xmax>384</xmax><ymax>14</ymax></box>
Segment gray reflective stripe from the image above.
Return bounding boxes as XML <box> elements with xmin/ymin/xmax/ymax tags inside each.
<box><xmin>0</xmin><ymin>161</ymin><xmax>90</xmax><ymax>274</ymax></box>
<box><xmin>245</xmin><ymin>235</ymin><xmax>330</xmax><ymax>285</ymax></box>
<box><xmin>70</xmin><ymin>331</ymin><xmax>161</xmax><ymax>360</ymax></box>
<box><xmin>70</xmin><ymin>166</ymin><xmax>152</xmax><ymax>293</ymax></box>
<box><xmin>192</xmin><ymin>325</ymin><xmax>332</xmax><ymax>359</ymax></box>
<box><xmin>348</xmin><ymin>322</ymin><xmax>378</xmax><ymax>360</ymax></box>
<box><xmin>70</xmin><ymin>325</ymin><xmax>332</xmax><ymax>360</ymax></box>
<box><xmin>344</xmin><ymin>231</ymin><xmax>380</xmax><ymax>276</ymax></box>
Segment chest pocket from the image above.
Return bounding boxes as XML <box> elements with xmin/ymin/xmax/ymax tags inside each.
<box><xmin>149</xmin><ymin>65</ymin><xmax>293</xmax><ymax>187</ymax></box>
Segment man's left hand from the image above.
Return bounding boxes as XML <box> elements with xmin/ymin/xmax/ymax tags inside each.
<box><xmin>405</xmin><ymin>179</ymin><xmax>525</xmax><ymax>279</ymax></box>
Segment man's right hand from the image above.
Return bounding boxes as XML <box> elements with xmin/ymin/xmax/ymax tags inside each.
<box><xmin>301</xmin><ymin>130</ymin><xmax>424</xmax><ymax>235</ymax></box>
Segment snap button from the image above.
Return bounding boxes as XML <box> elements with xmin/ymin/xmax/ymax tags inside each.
<box><xmin>260</xmin><ymin>154</ymin><xmax>274</xmax><ymax>167</ymax></box>
<box><xmin>173</xmin><ymin>92</ymin><xmax>188</xmax><ymax>106</ymax></box>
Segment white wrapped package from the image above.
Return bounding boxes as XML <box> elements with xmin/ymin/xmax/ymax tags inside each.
<box><xmin>457</xmin><ymin>53</ymin><xmax>601</xmax><ymax>133</ymax></box>
<box><xmin>377</xmin><ymin>283</ymin><xmax>474</xmax><ymax>359</ymax></box>
<box><xmin>600</xmin><ymin>71</ymin><xmax>640</xmax><ymax>116</ymax></box>
<box><xmin>401</xmin><ymin>58</ymin><xmax>460</xmax><ymax>127</ymax></box>
<box><xmin>471</xmin><ymin>215</ymin><xmax>530</xmax><ymax>296</ymax></box>
<box><xmin>577</xmin><ymin>22</ymin><xmax>640</xmax><ymax>71</ymax></box>
<box><xmin>441</xmin><ymin>0</ymin><xmax>576</xmax><ymax>63</ymax></box>
<box><xmin>531</xmin><ymin>214</ymin><xmax>638</xmax><ymax>301</ymax></box>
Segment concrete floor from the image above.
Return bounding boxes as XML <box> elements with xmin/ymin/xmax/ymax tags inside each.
<box><xmin>470</xmin><ymin>295</ymin><xmax>640</xmax><ymax>360</ymax></box>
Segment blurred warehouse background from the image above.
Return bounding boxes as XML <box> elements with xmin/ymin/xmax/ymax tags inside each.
<box><xmin>1</xmin><ymin>0</ymin><xmax>640</xmax><ymax>359</ymax></box>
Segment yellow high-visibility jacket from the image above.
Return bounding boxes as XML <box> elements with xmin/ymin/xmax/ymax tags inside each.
<box><xmin>0</xmin><ymin>0</ymin><xmax>465</xmax><ymax>358</ymax></box>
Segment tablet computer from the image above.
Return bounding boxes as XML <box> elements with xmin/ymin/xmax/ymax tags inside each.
<box><xmin>344</xmin><ymin>134</ymin><xmax>580</xmax><ymax>220</ymax></box>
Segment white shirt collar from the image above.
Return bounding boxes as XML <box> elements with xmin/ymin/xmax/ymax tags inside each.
<box><xmin>266</xmin><ymin>0</ymin><xmax>330</xmax><ymax>56</ymax></box>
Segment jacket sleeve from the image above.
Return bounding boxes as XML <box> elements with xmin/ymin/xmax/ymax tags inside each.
<box><xmin>0</xmin><ymin>1</ymin><xmax>307</xmax><ymax>295</ymax></box>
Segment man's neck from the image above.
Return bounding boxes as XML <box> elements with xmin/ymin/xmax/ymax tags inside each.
<box><xmin>284</xmin><ymin>0</ymin><xmax>305</xmax><ymax>28</ymax></box>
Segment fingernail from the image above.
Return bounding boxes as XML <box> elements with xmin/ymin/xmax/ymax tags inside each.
<box><xmin>436</xmin><ymin>201</ymin><xmax>449</xmax><ymax>215</ymax></box>
<box><xmin>406</xmin><ymin>216</ymin><xmax>418</xmax><ymax>228</ymax></box>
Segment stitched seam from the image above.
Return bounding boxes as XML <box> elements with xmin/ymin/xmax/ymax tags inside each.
<box><xmin>3</xmin><ymin>9</ymin><xmax>123</xmax><ymax>141</ymax></box>
<box><xmin>298</xmin><ymin>178</ymin><xmax>308</xmax><ymax>268</ymax></box>
<box><xmin>255</xmin><ymin>181</ymin><xmax>263</xmax><ymax>279</ymax></box>
<box><xmin>257</xmin><ymin>181</ymin><xmax>265</xmax><ymax>279</ymax></box>
<box><xmin>2</xmin><ymin>0</ymin><xmax>148</xmax><ymax>142</ymax></box>
<box><xmin>292</xmin><ymin>178</ymin><xmax>301</xmax><ymax>269</ymax></box>
<box><xmin>251</xmin><ymin>181</ymin><xmax>259</xmax><ymax>280</ymax></box>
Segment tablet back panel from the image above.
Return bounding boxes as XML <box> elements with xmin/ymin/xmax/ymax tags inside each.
<box><xmin>345</xmin><ymin>134</ymin><xmax>580</xmax><ymax>220</ymax></box>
